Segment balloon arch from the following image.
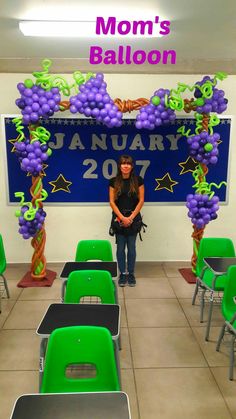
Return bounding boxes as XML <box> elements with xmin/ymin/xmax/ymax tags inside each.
<box><xmin>12</xmin><ymin>59</ymin><xmax>228</xmax><ymax>280</ymax></box>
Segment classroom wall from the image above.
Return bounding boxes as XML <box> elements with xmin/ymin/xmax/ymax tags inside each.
<box><xmin>0</xmin><ymin>73</ymin><xmax>235</xmax><ymax>262</ymax></box>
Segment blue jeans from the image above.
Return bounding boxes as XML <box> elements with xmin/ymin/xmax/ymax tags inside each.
<box><xmin>116</xmin><ymin>234</ymin><xmax>137</xmax><ymax>274</ymax></box>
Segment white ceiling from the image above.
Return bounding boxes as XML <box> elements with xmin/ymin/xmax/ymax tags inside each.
<box><xmin>0</xmin><ymin>0</ymin><xmax>235</xmax><ymax>74</ymax></box>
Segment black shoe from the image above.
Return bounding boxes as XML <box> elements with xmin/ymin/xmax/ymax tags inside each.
<box><xmin>128</xmin><ymin>273</ymin><xmax>136</xmax><ymax>287</ymax></box>
<box><xmin>118</xmin><ymin>273</ymin><xmax>127</xmax><ymax>287</ymax></box>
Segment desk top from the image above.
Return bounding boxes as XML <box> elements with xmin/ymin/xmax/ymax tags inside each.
<box><xmin>10</xmin><ymin>392</ymin><xmax>131</xmax><ymax>419</ymax></box>
<box><xmin>60</xmin><ymin>261</ymin><xmax>117</xmax><ymax>278</ymax></box>
<box><xmin>37</xmin><ymin>303</ymin><xmax>120</xmax><ymax>338</ymax></box>
<box><xmin>204</xmin><ymin>257</ymin><xmax>236</xmax><ymax>275</ymax></box>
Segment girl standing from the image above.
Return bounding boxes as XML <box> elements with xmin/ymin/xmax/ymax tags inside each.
<box><xmin>109</xmin><ymin>155</ymin><xmax>145</xmax><ymax>286</ymax></box>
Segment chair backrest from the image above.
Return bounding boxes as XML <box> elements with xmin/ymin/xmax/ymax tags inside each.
<box><xmin>222</xmin><ymin>265</ymin><xmax>236</xmax><ymax>321</ymax></box>
<box><xmin>64</xmin><ymin>270</ymin><xmax>115</xmax><ymax>304</ymax></box>
<box><xmin>0</xmin><ymin>234</ymin><xmax>6</xmax><ymax>274</ymax></box>
<box><xmin>75</xmin><ymin>240</ymin><xmax>113</xmax><ymax>262</ymax></box>
<box><xmin>40</xmin><ymin>325</ymin><xmax>120</xmax><ymax>393</ymax></box>
<box><xmin>196</xmin><ymin>238</ymin><xmax>235</xmax><ymax>277</ymax></box>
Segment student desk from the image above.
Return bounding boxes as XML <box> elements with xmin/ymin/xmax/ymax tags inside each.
<box><xmin>10</xmin><ymin>392</ymin><xmax>131</xmax><ymax>419</ymax></box>
<box><xmin>36</xmin><ymin>303</ymin><xmax>121</xmax><ymax>388</ymax></box>
<box><xmin>59</xmin><ymin>261</ymin><xmax>118</xmax><ymax>301</ymax></box>
<box><xmin>202</xmin><ymin>257</ymin><xmax>236</xmax><ymax>340</ymax></box>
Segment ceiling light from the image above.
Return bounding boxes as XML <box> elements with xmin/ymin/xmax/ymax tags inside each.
<box><xmin>19</xmin><ymin>21</ymin><xmax>98</xmax><ymax>37</ymax></box>
<box><xmin>19</xmin><ymin>20</ymin><xmax>162</xmax><ymax>38</ymax></box>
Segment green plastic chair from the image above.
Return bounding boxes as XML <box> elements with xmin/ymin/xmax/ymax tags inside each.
<box><xmin>75</xmin><ymin>240</ymin><xmax>113</xmax><ymax>262</ymax></box>
<box><xmin>64</xmin><ymin>270</ymin><xmax>116</xmax><ymax>304</ymax></box>
<box><xmin>216</xmin><ymin>265</ymin><xmax>236</xmax><ymax>380</ymax></box>
<box><xmin>0</xmin><ymin>234</ymin><xmax>10</xmax><ymax>299</ymax></box>
<box><xmin>40</xmin><ymin>325</ymin><xmax>120</xmax><ymax>393</ymax></box>
<box><xmin>192</xmin><ymin>237</ymin><xmax>235</xmax><ymax>340</ymax></box>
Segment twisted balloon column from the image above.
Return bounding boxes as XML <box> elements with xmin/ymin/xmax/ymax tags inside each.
<box><xmin>174</xmin><ymin>72</ymin><xmax>227</xmax><ymax>273</ymax></box>
<box><xmin>29</xmin><ymin>125</ymin><xmax>51</xmax><ymax>279</ymax></box>
<box><xmin>179</xmin><ymin>110</ymin><xmax>224</xmax><ymax>272</ymax></box>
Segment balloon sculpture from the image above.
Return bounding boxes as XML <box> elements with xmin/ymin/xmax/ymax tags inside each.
<box><xmin>13</xmin><ymin>59</ymin><xmax>228</xmax><ymax>279</ymax></box>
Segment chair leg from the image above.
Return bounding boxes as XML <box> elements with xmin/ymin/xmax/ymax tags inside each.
<box><xmin>118</xmin><ymin>334</ymin><xmax>122</xmax><ymax>350</ymax></box>
<box><xmin>200</xmin><ymin>288</ymin><xmax>206</xmax><ymax>323</ymax></box>
<box><xmin>192</xmin><ymin>280</ymin><xmax>199</xmax><ymax>305</ymax></box>
<box><xmin>229</xmin><ymin>335</ymin><xmax>236</xmax><ymax>380</ymax></box>
<box><xmin>205</xmin><ymin>297</ymin><xmax>214</xmax><ymax>341</ymax></box>
<box><xmin>1</xmin><ymin>274</ymin><xmax>10</xmax><ymax>298</ymax></box>
<box><xmin>216</xmin><ymin>323</ymin><xmax>226</xmax><ymax>351</ymax></box>
<box><xmin>61</xmin><ymin>280</ymin><xmax>67</xmax><ymax>302</ymax></box>
<box><xmin>114</xmin><ymin>340</ymin><xmax>122</xmax><ymax>389</ymax></box>
<box><xmin>39</xmin><ymin>337</ymin><xmax>48</xmax><ymax>391</ymax></box>
<box><xmin>113</xmin><ymin>280</ymin><xmax>119</xmax><ymax>305</ymax></box>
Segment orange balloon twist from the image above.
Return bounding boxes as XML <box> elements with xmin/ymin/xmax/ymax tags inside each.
<box><xmin>114</xmin><ymin>98</ymin><xmax>149</xmax><ymax>112</ymax></box>
<box><xmin>191</xmin><ymin>114</ymin><xmax>209</xmax><ymax>271</ymax></box>
<box><xmin>191</xmin><ymin>225</ymin><xmax>205</xmax><ymax>271</ymax></box>
<box><xmin>184</xmin><ymin>98</ymin><xmax>196</xmax><ymax>114</ymax></box>
<box><xmin>30</xmin><ymin>175</ymin><xmax>47</xmax><ymax>279</ymax></box>
<box><xmin>31</xmin><ymin>226</ymin><xmax>47</xmax><ymax>279</ymax></box>
<box><xmin>202</xmin><ymin>113</ymin><xmax>209</xmax><ymax>131</ymax></box>
<box><xmin>59</xmin><ymin>101</ymin><xmax>70</xmax><ymax>111</ymax></box>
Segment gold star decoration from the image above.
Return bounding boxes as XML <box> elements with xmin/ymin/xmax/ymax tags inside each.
<box><xmin>179</xmin><ymin>157</ymin><xmax>199</xmax><ymax>175</ymax></box>
<box><xmin>8</xmin><ymin>137</ymin><xmax>18</xmax><ymax>153</ymax></box>
<box><xmin>49</xmin><ymin>174</ymin><xmax>72</xmax><ymax>193</ymax></box>
<box><xmin>26</xmin><ymin>163</ymin><xmax>48</xmax><ymax>177</ymax></box>
<box><xmin>155</xmin><ymin>173</ymin><xmax>178</xmax><ymax>193</ymax></box>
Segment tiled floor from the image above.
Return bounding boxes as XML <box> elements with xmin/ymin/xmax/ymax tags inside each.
<box><xmin>0</xmin><ymin>262</ymin><xmax>236</xmax><ymax>419</ymax></box>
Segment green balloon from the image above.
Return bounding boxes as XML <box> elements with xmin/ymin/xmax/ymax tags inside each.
<box><xmin>24</xmin><ymin>79</ymin><xmax>34</xmax><ymax>88</ymax></box>
<box><xmin>46</xmin><ymin>148</ymin><xmax>52</xmax><ymax>156</ymax></box>
<box><xmin>15</xmin><ymin>210</ymin><xmax>21</xmax><ymax>217</ymax></box>
<box><xmin>195</xmin><ymin>98</ymin><xmax>205</xmax><ymax>106</ymax></box>
<box><xmin>204</xmin><ymin>143</ymin><xmax>213</xmax><ymax>152</ymax></box>
<box><xmin>35</xmin><ymin>266</ymin><xmax>41</xmax><ymax>275</ymax></box>
<box><xmin>151</xmin><ymin>96</ymin><xmax>161</xmax><ymax>106</ymax></box>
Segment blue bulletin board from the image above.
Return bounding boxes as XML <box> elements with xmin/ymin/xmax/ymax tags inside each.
<box><xmin>3</xmin><ymin>116</ymin><xmax>231</xmax><ymax>204</ymax></box>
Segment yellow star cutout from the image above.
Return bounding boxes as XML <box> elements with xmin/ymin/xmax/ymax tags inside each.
<box><xmin>49</xmin><ymin>174</ymin><xmax>72</xmax><ymax>193</ymax></box>
<box><xmin>155</xmin><ymin>173</ymin><xmax>178</xmax><ymax>193</ymax></box>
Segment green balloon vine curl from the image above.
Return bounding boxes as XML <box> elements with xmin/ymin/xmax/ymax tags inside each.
<box><xmin>177</xmin><ymin>112</ymin><xmax>220</xmax><ymax>138</ymax></box>
<box><xmin>30</xmin><ymin>126</ymin><xmax>51</xmax><ymax>144</ymax></box>
<box><xmin>12</xmin><ymin>117</ymin><xmax>25</xmax><ymax>142</ymax></box>
<box><xmin>192</xmin><ymin>165</ymin><xmax>227</xmax><ymax>199</ymax></box>
<box><xmin>15</xmin><ymin>190</ymin><xmax>48</xmax><ymax>221</ymax></box>
<box><xmin>30</xmin><ymin>58</ymin><xmax>94</xmax><ymax>97</ymax></box>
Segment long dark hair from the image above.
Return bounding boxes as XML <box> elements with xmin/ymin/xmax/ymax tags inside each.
<box><xmin>114</xmin><ymin>155</ymin><xmax>139</xmax><ymax>199</ymax></box>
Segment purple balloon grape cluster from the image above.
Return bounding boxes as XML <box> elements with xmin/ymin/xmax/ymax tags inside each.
<box><xmin>69</xmin><ymin>73</ymin><xmax>123</xmax><ymax>128</ymax></box>
<box><xmin>18</xmin><ymin>206</ymin><xmax>47</xmax><ymax>239</ymax></box>
<box><xmin>187</xmin><ymin>131</ymin><xmax>220</xmax><ymax>165</ymax></box>
<box><xmin>194</xmin><ymin>76</ymin><xmax>228</xmax><ymax>114</ymax></box>
<box><xmin>14</xmin><ymin>139</ymin><xmax>50</xmax><ymax>176</ymax></box>
<box><xmin>135</xmin><ymin>88</ymin><xmax>176</xmax><ymax>130</ymax></box>
<box><xmin>186</xmin><ymin>193</ymin><xmax>219</xmax><ymax>229</ymax></box>
<box><xmin>16</xmin><ymin>82</ymin><xmax>61</xmax><ymax>125</ymax></box>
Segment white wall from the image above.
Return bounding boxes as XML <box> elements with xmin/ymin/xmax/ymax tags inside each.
<box><xmin>0</xmin><ymin>73</ymin><xmax>235</xmax><ymax>263</ymax></box>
